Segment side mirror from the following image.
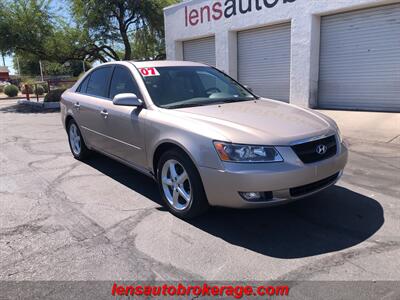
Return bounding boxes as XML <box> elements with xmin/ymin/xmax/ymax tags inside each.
<box><xmin>113</xmin><ymin>93</ymin><xmax>143</xmax><ymax>107</ymax></box>
<box><xmin>244</xmin><ymin>85</ymin><xmax>253</xmax><ymax>92</ymax></box>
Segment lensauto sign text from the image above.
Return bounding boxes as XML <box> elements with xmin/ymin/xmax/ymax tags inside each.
<box><xmin>185</xmin><ymin>0</ymin><xmax>296</xmax><ymax>27</ymax></box>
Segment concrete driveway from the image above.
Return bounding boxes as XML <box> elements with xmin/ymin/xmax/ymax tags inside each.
<box><xmin>0</xmin><ymin>101</ymin><xmax>399</xmax><ymax>287</ymax></box>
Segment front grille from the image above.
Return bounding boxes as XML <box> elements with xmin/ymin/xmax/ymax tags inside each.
<box><xmin>290</xmin><ymin>172</ymin><xmax>340</xmax><ymax>197</ymax></box>
<box><xmin>291</xmin><ymin>135</ymin><xmax>337</xmax><ymax>164</ymax></box>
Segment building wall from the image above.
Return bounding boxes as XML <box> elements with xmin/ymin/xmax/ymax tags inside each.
<box><xmin>0</xmin><ymin>66</ymin><xmax>9</xmax><ymax>81</ymax></box>
<box><xmin>0</xmin><ymin>72</ymin><xmax>9</xmax><ymax>81</ymax></box>
<box><xmin>164</xmin><ymin>0</ymin><xmax>399</xmax><ymax>108</ymax></box>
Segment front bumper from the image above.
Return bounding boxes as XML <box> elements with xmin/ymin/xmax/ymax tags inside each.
<box><xmin>198</xmin><ymin>143</ymin><xmax>348</xmax><ymax>208</ymax></box>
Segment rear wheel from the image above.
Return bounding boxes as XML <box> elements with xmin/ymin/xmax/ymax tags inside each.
<box><xmin>157</xmin><ymin>149</ymin><xmax>209</xmax><ymax>219</ymax></box>
<box><xmin>67</xmin><ymin>119</ymin><xmax>90</xmax><ymax>160</ymax></box>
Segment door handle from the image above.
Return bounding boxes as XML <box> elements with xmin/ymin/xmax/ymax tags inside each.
<box><xmin>74</xmin><ymin>102</ymin><xmax>80</xmax><ymax>110</ymax></box>
<box><xmin>100</xmin><ymin>109</ymin><xmax>109</xmax><ymax>118</ymax></box>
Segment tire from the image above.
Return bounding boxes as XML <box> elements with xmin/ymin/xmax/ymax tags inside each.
<box><xmin>67</xmin><ymin>119</ymin><xmax>90</xmax><ymax>160</ymax></box>
<box><xmin>157</xmin><ymin>149</ymin><xmax>209</xmax><ymax>219</ymax></box>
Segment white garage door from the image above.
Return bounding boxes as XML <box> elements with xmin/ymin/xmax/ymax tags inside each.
<box><xmin>238</xmin><ymin>23</ymin><xmax>291</xmax><ymax>102</ymax></box>
<box><xmin>319</xmin><ymin>4</ymin><xmax>400</xmax><ymax>111</ymax></box>
<box><xmin>183</xmin><ymin>37</ymin><xmax>216</xmax><ymax>66</ymax></box>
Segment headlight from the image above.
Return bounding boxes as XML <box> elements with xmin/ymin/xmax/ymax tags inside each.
<box><xmin>213</xmin><ymin>142</ymin><xmax>283</xmax><ymax>163</ymax></box>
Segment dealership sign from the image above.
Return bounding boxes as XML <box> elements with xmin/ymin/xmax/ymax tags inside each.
<box><xmin>185</xmin><ymin>0</ymin><xmax>296</xmax><ymax>26</ymax></box>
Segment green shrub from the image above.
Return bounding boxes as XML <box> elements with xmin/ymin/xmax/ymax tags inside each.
<box><xmin>34</xmin><ymin>85</ymin><xmax>45</xmax><ymax>95</ymax></box>
<box><xmin>4</xmin><ymin>85</ymin><xmax>19</xmax><ymax>97</ymax></box>
<box><xmin>44</xmin><ymin>88</ymin><xmax>66</xmax><ymax>102</ymax></box>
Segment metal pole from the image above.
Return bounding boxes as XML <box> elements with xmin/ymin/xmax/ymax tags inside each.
<box><xmin>25</xmin><ymin>84</ymin><xmax>30</xmax><ymax>101</ymax></box>
<box><xmin>82</xmin><ymin>58</ymin><xmax>86</xmax><ymax>73</ymax></box>
<box><xmin>16</xmin><ymin>56</ymin><xmax>21</xmax><ymax>76</ymax></box>
<box><xmin>39</xmin><ymin>60</ymin><xmax>44</xmax><ymax>82</ymax></box>
<box><xmin>35</xmin><ymin>83</ymin><xmax>39</xmax><ymax>102</ymax></box>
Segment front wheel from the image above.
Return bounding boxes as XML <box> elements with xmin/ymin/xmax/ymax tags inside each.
<box><xmin>67</xmin><ymin>119</ymin><xmax>90</xmax><ymax>160</ymax></box>
<box><xmin>157</xmin><ymin>149</ymin><xmax>209</xmax><ymax>219</ymax></box>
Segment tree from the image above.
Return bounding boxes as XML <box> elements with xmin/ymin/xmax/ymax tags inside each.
<box><xmin>0</xmin><ymin>0</ymin><xmax>55</xmax><ymax>59</ymax></box>
<box><xmin>12</xmin><ymin>54</ymin><xmax>40</xmax><ymax>76</ymax></box>
<box><xmin>131</xmin><ymin>27</ymin><xmax>166</xmax><ymax>60</ymax></box>
<box><xmin>0</xmin><ymin>0</ymin><xmax>177</xmax><ymax>64</ymax></box>
<box><xmin>0</xmin><ymin>0</ymin><xmax>85</xmax><ymax>64</ymax></box>
<box><xmin>13</xmin><ymin>54</ymin><xmax>92</xmax><ymax>77</ymax></box>
<box><xmin>71</xmin><ymin>0</ymin><xmax>178</xmax><ymax>61</ymax></box>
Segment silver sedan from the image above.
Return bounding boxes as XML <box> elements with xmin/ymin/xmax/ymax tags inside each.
<box><xmin>61</xmin><ymin>61</ymin><xmax>347</xmax><ymax>219</ymax></box>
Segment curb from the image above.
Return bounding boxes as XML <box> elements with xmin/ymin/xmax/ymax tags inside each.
<box><xmin>0</xmin><ymin>94</ymin><xmax>48</xmax><ymax>100</ymax></box>
<box><xmin>17</xmin><ymin>99</ymin><xmax>60</xmax><ymax>109</ymax></box>
<box><xmin>0</xmin><ymin>96</ymin><xmax>31</xmax><ymax>100</ymax></box>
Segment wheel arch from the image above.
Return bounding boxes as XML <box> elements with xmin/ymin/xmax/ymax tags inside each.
<box><xmin>65</xmin><ymin>114</ymin><xmax>74</xmax><ymax>131</ymax></box>
<box><xmin>64</xmin><ymin>115</ymin><xmax>91</xmax><ymax>150</ymax></box>
<box><xmin>152</xmin><ymin>141</ymin><xmax>211</xmax><ymax>211</ymax></box>
<box><xmin>152</xmin><ymin>141</ymin><xmax>198</xmax><ymax>178</ymax></box>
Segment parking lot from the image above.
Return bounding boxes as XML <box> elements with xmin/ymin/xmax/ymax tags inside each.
<box><xmin>1</xmin><ymin>99</ymin><xmax>399</xmax><ymax>283</ymax></box>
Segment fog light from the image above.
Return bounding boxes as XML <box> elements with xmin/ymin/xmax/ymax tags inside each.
<box><xmin>239</xmin><ymin>191</ymin><xmax>274</xmax><ymax>202</ymax></box>
<box><xmin>240</xmin><ymin>192</ymin><xmax>262</xmax><ymax>201</ymax></box>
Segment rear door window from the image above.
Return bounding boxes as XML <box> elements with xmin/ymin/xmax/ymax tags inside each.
<box><xmin>86</xmin><ymin>67</ymin><xmax>113</xmax><ymax>98</ymax></box>
<box><xmin>77</xmin><ymin>75</ymin><xmax>90</xmax><ymax>93</ymax></box>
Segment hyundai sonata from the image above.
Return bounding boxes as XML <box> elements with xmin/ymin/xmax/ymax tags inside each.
<box><xmin>61</xmin><ymin>61</ymin><xmax>347</xmax><ymax>219</ymax></box>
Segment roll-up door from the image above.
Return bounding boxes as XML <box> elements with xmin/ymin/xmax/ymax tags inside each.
<box><xmin>238</xmin><ymin>23</ymin><xmax>291</xmax><ymax>102</ymax></box>
<box><xmin>183</xmin><ymin>36</ymin><xmax>216</xmax><ymax>66</ymax></box>
<box><xmin>319</xmin><ymin>4</ymin><xmax>400</xmax><ymax>111</ymax></box>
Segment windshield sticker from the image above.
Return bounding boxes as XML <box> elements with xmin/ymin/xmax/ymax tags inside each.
<box><xmin>139</xmin><ymin>67</ymin><xmax>160</xmax><ymax>77</ymax></box>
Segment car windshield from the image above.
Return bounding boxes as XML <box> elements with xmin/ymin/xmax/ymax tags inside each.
<box><xmin>139</xmin><ymin>66</ymin><xmax>256</xmax><ymax>108</ymax></box>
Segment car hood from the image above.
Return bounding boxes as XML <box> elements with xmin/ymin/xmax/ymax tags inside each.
<box><xmin>165</xmin><ymin>99</ymin><xmax>337</xmax><ymax>145</ymax></box>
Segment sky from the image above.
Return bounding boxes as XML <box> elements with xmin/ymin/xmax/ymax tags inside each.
<box><xmin>3</xmin><ymin>56</ymin><xmax>15</xmax><ymax>75</ymax></box>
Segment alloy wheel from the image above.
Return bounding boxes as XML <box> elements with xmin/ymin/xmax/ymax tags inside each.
<box><xmin>69</xmin><ymin>123</ymin><xmax>81</xmax><ymax>156</ymax></box>
<box><xmin>161</xmin><ymin>159</ymin><xmax>192</xmax><ymax>210</ymax></box>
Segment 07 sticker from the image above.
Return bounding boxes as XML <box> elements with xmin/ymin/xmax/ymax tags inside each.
<box><xmin>139</xmin><ymin>67</ymin><xmax>160</xmax><ymax>77</ymax></box>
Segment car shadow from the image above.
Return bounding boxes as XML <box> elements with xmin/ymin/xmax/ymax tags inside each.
<box><xmin>83</xmin><ymin>152</ymin><xmax>163</xmax><ymax>206</ymax></box>
<box><xmin>84</xmin><ymin>152</ymin><xmax>384</xmax><ymax>259</ymax></box>
<box><xmin>188</xmin><ymin>186</ymin><xmax>384</xmax><ymax>258</ymax></box>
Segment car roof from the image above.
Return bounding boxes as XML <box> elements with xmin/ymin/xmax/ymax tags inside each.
<box><xmin>87</xmin><ymin>60</ymin><xmax>210</xmax><ymax>73</ymax></box>
<box><xmin>129</xmin><ymin>60</ymin><xmax>209</xmax><ymax>68</ymax></box>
